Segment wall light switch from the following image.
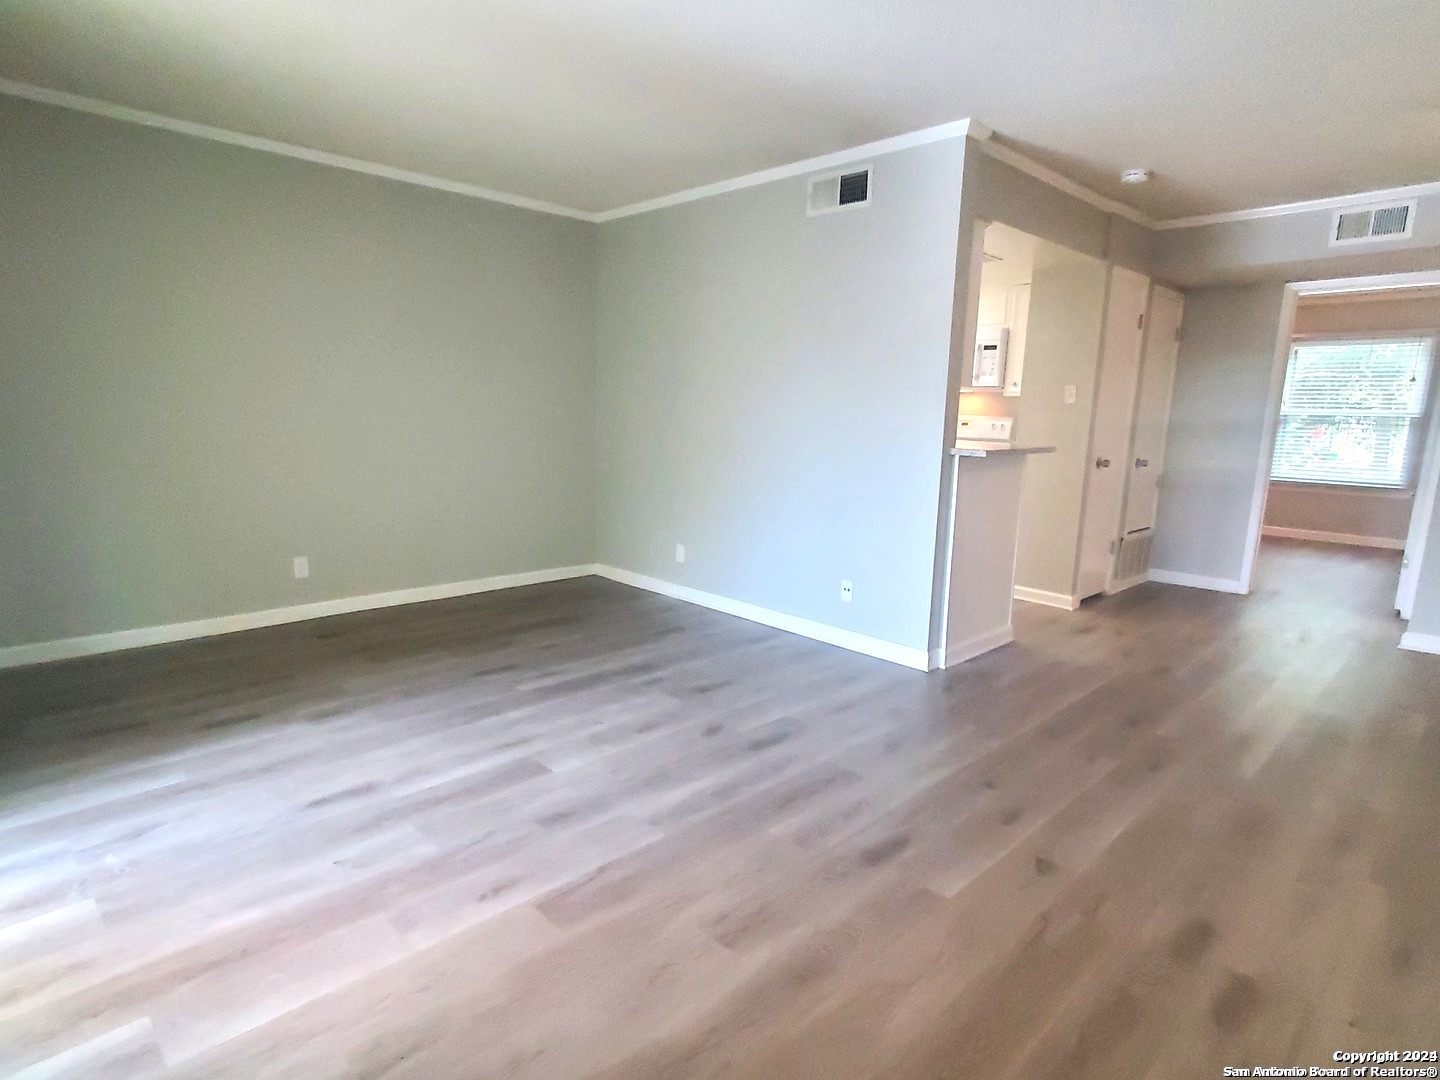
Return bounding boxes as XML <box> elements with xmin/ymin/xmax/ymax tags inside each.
<box><xmin>293</xmin><ymin>556</ymin><xmax>309</xmax><ymax>579</ymax></box>
<box><xmin>675</xmin><ymin>543</ymin><xmax>686</xmax><ymax>564</ymax></box>
<box><xmin>1064</xmin><ymin>384</ymin><xmax>1078</xmax><ymax>405</ymax></box>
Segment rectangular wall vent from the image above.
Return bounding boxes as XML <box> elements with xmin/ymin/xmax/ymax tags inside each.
<box><xmin>1330</xmin><ymin>200</ymin><xmax>1417</xmax><ymax>246</ymax></box>
<box><xmin>1112</xmin><ymin>529</ymin><xmax>1153</xmax><ymax>592</ymax></box>
<box><xmin>807</xmin><ymin>165</ymin><xmax>872</xmax><ymax>216</ymax></box>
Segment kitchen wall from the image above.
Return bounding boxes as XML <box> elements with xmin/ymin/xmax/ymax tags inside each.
<box><xmin>0</xmin><ymin>94</ymin><xmax>597</xmax><ymax>650</ymax></box>
<box><xmin>595</xmin><ymin>138</ymin><xmax>967</xmax><ymax>656</ymax></box>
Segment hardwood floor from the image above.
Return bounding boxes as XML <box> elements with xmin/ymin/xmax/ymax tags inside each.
<box><xmin>1</xmin><ymin>539</ymin><xmax>1435</xmax><ymax>1079</ymax></box>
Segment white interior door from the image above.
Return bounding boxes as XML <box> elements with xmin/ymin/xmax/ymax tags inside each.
<box><xmin>1123</xmin><ymin>287</ymin><xmax>1185</xmax><ymax>535</ymax></box>
<box><xmin>1075</xmin><ymin>266</ymin><xmax>1150</xmax><ymax>599</ymax></box>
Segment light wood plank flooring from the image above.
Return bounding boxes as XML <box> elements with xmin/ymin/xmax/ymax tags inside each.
<box><xmin>1</xmin><ymin>538</ymin><xmax>1436</xmax><ymax>1078</ymax></box>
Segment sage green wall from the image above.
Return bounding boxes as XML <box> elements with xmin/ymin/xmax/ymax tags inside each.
<box><xmin>0</xmin><ymin>95</ymin><xmax>596</xmax><ymax>649</ymax></box>
<box><xmin>595</xmin><ymin>139</ymin><xmax>966</xmax><ymax>652</ymax></box>
<box><xmin>1150</xmin><ymin>283</ymin><xmax>1289</xmax><ymax>585</ymax></box>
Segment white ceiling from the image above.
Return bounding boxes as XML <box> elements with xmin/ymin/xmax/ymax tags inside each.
<box><xmin>1</xmin><ymin>0</ymin><xmax>1438</xmax><ymax>219</ymax></box>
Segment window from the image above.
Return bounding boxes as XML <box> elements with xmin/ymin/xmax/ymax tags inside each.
<box><xmin>1270</xmin><ymin>335</ymin><xmax>1435</xmax><ymax>488</ymax></box>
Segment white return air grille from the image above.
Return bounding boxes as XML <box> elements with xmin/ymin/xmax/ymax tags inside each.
<box><xmin>1329</xmin><ymin>200</ymin><xmax>1417</xmax><ymax>246</ymax></box>
<box><xmin>1111</xmin><ymin>529</ymin><xmax>1154</xmax><ymax>593</ymax></box>
<box><xmin>807</xmin><ymin>165</ymin><xmax>872</xmax><ymax>216</ymax></box>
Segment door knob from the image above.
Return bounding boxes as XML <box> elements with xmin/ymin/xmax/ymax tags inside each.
<box><xmin>1095</xmin><ymin>457</ymin><xmax>1112</xmax><ymax>469</ymax></box>
<box><xmin>1135</xmin><ymin>458</ymin><xmax>1150</xmax><ymax>468</ymax></box>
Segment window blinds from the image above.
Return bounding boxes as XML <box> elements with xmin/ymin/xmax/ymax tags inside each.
<box><xmin>1270</xmin><ymin>336</ymin><xmax>1434</xmax><ymax>488</ymax></box>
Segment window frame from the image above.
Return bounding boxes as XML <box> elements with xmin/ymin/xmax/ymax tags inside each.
<box><xmin>1271</xmin><ymin>330</ymin><xmax>1439</xmax><ymax>492</ymax></box>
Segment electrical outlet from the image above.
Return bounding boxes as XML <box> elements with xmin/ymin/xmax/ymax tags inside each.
<box><xmin>293</xmin><ymin>556</ymin><xmax>309</xmax><ymax>580</ymax></box>
<box><xmin>840</xmin><ymin>580</ymin><xmax>853</xmax><ymax>603</ymax></box>
<box><xmin>1064</xmin><ymin>384</ymin><xmax>1078</xmax><ymax>405</ymax></box>
<box><xmin>675</xmin><ymin>543</ymin><xmax>686</xmax><ymax>564</ymax></box>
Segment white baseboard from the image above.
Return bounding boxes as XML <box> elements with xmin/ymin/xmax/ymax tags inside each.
<box><xmin>944</xmin><ymin>626</ymin><xmax>1014</xmax><ymax>666</ymax></box>
<box><xmin>1147</xmin><ymin>569</ymin><xmax>1249</xmax><ymax>595</ymax></box>
<box><xmin>1262</xmin><ymin>526</ymin><xmax>1405</xmax><ymax>550</ymax></box>
<box><xmin>593</xmin><ymin>565</ymin><xmax>931</xmax><ymax>671</ymax></box>
<box><xmin>0</xmin><ymin>564</ymin><xmax>599</xmax><ymax>670</ymax></box>
<box><xmin>1013</xmin><ymin>586</ymin><xmax>1081</xmax><ymax>611</ymax></box>
<box><xmin>1399</xmin><ymin>631</ymin><xmax>1440</xmax><ymax>655</ymax></box>
<box><xmin>1106</xmin><ymin>574</ymin><xmax>1148</xmax><ymax>595</ymax></box>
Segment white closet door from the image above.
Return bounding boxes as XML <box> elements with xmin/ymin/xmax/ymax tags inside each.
<box><xmin>1123</xmin><ymin>287</ymin><xmax>1185</xmax><ymax>536</ymax></box>
<box><xmin>1075</xmin><ymin>266</ymin><xmax>1150</xmax><ymax>600</ymax></box>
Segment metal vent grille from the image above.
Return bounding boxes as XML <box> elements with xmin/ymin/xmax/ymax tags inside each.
<box><xmin>837</xmin><ymin>170</ymin><xmax>870</xmax><ymax>206</ymax></box>
<box><xmin>1112</xmin><ymin>530</ymin><xmax>1154</xmax><ymax>592</ymax></box>
<box><xmin>807</xmin><ymin>165</ymin><xmax>872</xmax><ymax>216</ymax></box>
<box><xmin>1330</xmin><ymin>201</ymin><xmax>1416</xmax><ymax>246</ymax></box>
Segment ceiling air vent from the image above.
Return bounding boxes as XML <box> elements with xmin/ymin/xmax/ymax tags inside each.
<box><xmin>1330</xmin><ymin>200</ymin><xmax>1417</xmax><ymax>246</ymax></box>
<box><xmin>807</xmin><ymin>165</ymin><xmax>872</xmax><ymax>216</ymax></box>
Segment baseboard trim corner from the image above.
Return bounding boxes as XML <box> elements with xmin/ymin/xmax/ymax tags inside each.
<box><xmin>1399</xmin><ymin>630</ymin><xmax>1440</xmax><ymax>655</ymax></box>
<box><xmin>1013</xmin><ymin>586</ymin><xmax>1082</xmax><ymax>611</ymax></box>
<box><xmin>1262</xmin><ymin>526</ymin><xmax>1405</xmax><ymax>550</ymax></box>
<box><xmin>944</xmin><ymin>626</ymin><xmax>1014</xmax><ymax>666</ymax></box>
<box><xmin>592</xmin><ymin>565</ymin><xmax>930</xmax><ymax>671</ymax></box>
<box><xmin>1147</xmin><ymin>569</ymin><xmax>1248</xmax><ymax>595</ymax></box>
<box><xmin>0</xmin><ymin>564</ymin><xmax>600</xmax><ymax>670</ymax></box>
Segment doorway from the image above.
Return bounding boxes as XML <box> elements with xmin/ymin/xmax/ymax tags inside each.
<box><xmin>962</xmin><ymin>221</ymin><xmax>1183</xmax><ymax>611</ymax></box>
<box><xmin>960</xmin><ymin>222</ymin><xmax>1108</xmax><ymax>610</ymax></box>
<box><xmin>1244</xmin><ymin>272</ymin><xmax>1440</xmax><ymax>627</ymax></box>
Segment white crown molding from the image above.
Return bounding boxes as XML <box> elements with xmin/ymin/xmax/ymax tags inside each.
<box><xmin>0</xmin><ymin>564</ymin><xmax>599</xmax><ymax>669</ymax></box>
<box><xmin>1299</xmin><ymin>285</ymin><xmax>1440</xmax><ymax>305</ymax></box>
<box><xmin>973</xmin><ymin>139</ymin><xmax>1158</xmax><ymax>229</ymax></box>
<box><xmin>594</xmin><ymin>119</ymin><xmax>985</xmax><ymax>223</ymax></box>
<box><xmin>1155</xmin><ymin>179</ymin><xmax>1440</xmax><ymax>231</ymax></box>
<box><xmin>11</xmin><ymin>75</ymin><xmax>1434</xmax><ymax>238</ymax></box>
<box><xmin>1291</xmin><ymin>270</ymin><xmax>1440</xmax><ymax>297</ymax></box>
<box><xmin>593</xmin><ymin>565</ymin><xmax>931</xmax><ymax>670</ymax></box>
<box><xmin>0</xmin><ymin>77</ymin><xmax>598</xmax><ymax>222</ymax></box>
<box><xmin>971</xmin><ymin>135</ymin><xmax>1440</xmax><ymax>236</ymax></box>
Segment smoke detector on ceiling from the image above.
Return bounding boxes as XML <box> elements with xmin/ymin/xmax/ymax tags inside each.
<box><xmin>1120</xmin><ymin>169</ymin><xmax>1151</xmax><ymax>185</ymax></box>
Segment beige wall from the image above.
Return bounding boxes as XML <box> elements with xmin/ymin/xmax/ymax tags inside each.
<box><xmin>0</xmin><ymin>95</ymin><xmax>597</xmax><ymax>649</ymax></box>
<box><xmin>1293</xmin><ymin>295</ymin><xmax>1440</xmax><ymax>338</ymax></box>
<box><xmin>1263</xmin><ymin>486</ymin><xmax>1413</xmax><ymax>544</ymax></box>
